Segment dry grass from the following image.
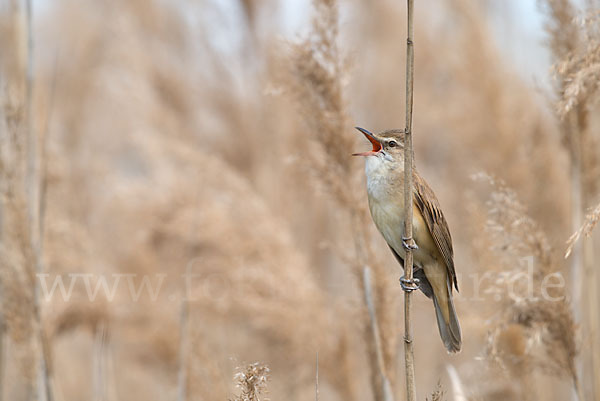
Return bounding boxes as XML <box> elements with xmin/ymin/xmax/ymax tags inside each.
<box><xmin>230</xmin><ymin>362</ymin><xmax>270</xmax><ymax>401</ymax></box>
<box><xmin>284</xmin><ymin>1</ymin><xmax>399</xmax><ymax>399</ymax></box>
<box><xmin>473</xmin><ymin>174</ymin><xmax>579</xmax><ymax>399</ymax></box>
<box><xmin>543</xmin><ymin>1</ymin><xmax>600</xmax><ymax>399</ymax></box>
<box><xmin>553</xmin><ymin>10</ymin><xmax>600</xmax><ymax>120</ymax></box>
<box><xmin>426</xmin><ymin>382</ymin><xmax>445</xmax><ymax>401</ymax></box>
<box><xmin>0</xmin><ymin>0</ymin><xmax>599</xmax><ymax>400</ymax></box>
<box><xmin>0</xmin><ymin>6</ymin><xmax>43</xmax><ymax>398</ymax></box>
<box><xmin>566</xmin><ymin>200</ymin><xmax>600</xmax><ymax>257</ymax></box>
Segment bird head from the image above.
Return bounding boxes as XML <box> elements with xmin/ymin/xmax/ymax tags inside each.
<box><xmin>352</xmin><ymin>127</ymin><xmax>405</xmax><ymax>161</ymax></box>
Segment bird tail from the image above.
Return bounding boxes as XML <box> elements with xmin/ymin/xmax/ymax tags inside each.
<box><xmin>432</xmin><ymin>281</ymin><xmax>462</xmax><ymax>353</ymax></box>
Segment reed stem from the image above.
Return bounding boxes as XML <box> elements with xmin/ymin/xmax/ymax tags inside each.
<box><xmin>402</xmin><ymin>0</ymin><xmax>417</xmax><ymax>400</ymax></box>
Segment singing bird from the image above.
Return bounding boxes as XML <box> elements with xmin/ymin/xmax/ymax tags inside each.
<box><xmin>353</xmin><ymin>127</ymin><xmax>461</xmax><ymax>353</ymax></box>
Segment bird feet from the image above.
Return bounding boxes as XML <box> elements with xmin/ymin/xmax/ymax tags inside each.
<box><xmin>400</xmin><ymin>275</ymin><xmax>420</xmax><ymax>292</ymax></box>
<box><xmin>402</xmin><ymin>236</ymin><xmax>418</xmax><ymax>251</ymax></box>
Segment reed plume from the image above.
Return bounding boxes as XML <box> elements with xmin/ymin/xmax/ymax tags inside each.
<box><xmin>285</xmin><ymin>1</ymin><xmax>399</xmax><ymax>399</ymax></box>
<box><xmin>476</xmin><ymin>174</ymin><xmax>580</xmax><ymax>400</ymax></box>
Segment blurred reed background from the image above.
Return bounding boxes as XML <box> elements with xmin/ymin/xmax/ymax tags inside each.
<box><xmin>0</xmin><ymin>0</ymin><xmax>599</xmax><ymax>400</ymax></box>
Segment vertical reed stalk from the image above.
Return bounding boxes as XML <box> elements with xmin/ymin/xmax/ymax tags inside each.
<box><xmin>569</xmin><ymin>135</ymin><xmax>585</xmax><ymax>401</ymax></box>
<box><xmin>176</xmin><ymin>275</ymin><xmax>190</xmax><ymax>401</ymax></box>
<box><xmin>92</xmin><ymin>323</ymin><xmax>108</xmax><ymax>401</ymax></box>
<box><xmin>0</xmin><ymin>313</ymin><xmax>4</xmax><ymax>401</ymax></box>
<box><xmin>24</xmin><ymin>2</ymin><xmax>41</xmax><ymax>401</ymax></box>
<box><xmin>587</xmin><ymin>236</ymin><xmax>600</xmax><ymax>401</ymax></box>
<box><xmin>402</xmin><ymin>0</ymin><xmax>416</xmax><ymax>400</ymax></box>
<box><xmin>315</xmin><ymin>352</ymin><xmax>319</xmax><ymax>401</ymax></box>
<box><xmin>23</xmin><ymin>2</ymin><xmax>53</xmax><ymax>400</ymax></box>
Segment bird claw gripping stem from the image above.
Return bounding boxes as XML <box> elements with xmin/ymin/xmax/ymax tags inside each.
<box><xmin>402</xmin><ymin>236</ymin><xmax>418</xmax><ymax>251</ymax></box>
<box><xmin>400</xmin><ymin>276</ymin><xmax>420</xmax><ymax>292</ymax></box>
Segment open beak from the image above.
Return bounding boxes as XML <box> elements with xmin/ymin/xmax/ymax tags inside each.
<box><xmin>352</xmin><ymin>127</ymin><xmax>382</xmax><ymax>156</ymax></box>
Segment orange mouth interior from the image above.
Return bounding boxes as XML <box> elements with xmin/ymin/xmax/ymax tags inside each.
<box><xmin>364</xmin><ymin>132</ymin><xmax>382</xmax><ymax>152</ymax></box>
<box><xmin>352</xmin><ymin>127</ymin><xmax>381</xmax><ymax>156</ymax></box>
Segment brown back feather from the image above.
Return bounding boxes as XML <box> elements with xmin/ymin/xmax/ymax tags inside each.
<box><xmin>412</xmin><ymin>170</ymin><xmax>459</xmax><ymax>292</ymax></box>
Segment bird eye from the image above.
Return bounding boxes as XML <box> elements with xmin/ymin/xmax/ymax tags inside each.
<box><xmin>388</xmin><ymin>140</ymin><xmax>398</xmax><ymax>148</ymax></box>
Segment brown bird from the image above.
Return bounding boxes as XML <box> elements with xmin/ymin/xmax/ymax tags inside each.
<box><xmin>353</xmin><ymin>127</ymin><xmax>461</xmax><ymax>353</ymax></box>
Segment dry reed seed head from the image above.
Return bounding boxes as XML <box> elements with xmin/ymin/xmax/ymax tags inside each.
<box><xmin>283</xmin><ymin>0</ymin><xmax>371</xmax><ymax>224</ymax></box>
<box><xmin>473</xmin><ymin>173</ymin><xmax>553</xmax><ymax>272</ymax></box>
<box><xmin>488</xmin><ymin>297</ymin><xmax>577</xmax><ymax>381</ymax></box>
<box><xmin>284</xmin><ymin>0</ymin><xmax>366</xmax><ymax>221</ymax></box>
<box><xmin>426</xmin><ymin>381</ymin><xmax>445</xmax><ymax>401</ymax></box>
<box><xmin>544</xmin><ymin>0</ymin><xmax>600</xmax><ymax>204</ymax></box>
<box><xmin>231</xmin><ymin>362</ymin><xmax>271</xmax><ymax>401</ymax></box>
<box><xmin>565</xmin><ymin>200</ymin><xmax>600</xmax><ymax>257</ymax></box>
<box><xmin>553</xmin><ymin>32</ymin><xmax>600</xmax><ymax>120</ymax></box>
<box><xmin>475</xmin><ymin>171</ymin><xmax>578</xmax><ymax>383</ymax></box>
<box><xmin>510</xmin><ymin>299</ymin><xmax>577</xmax><ymax>379</ymax></box>
<box><xmin>286</xmin><ymin>0</ymin><xmax>354</xmax><ymax>178</ymax></box>
<box><xmin>542</xmin><ymin>0</ymin><xmax>579</xmax><ymax>61</ymax></box>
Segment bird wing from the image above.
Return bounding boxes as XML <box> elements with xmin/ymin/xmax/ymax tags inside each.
<box><xmin>412</xmin><ymin>171</ymin><xmax>458</xmax><ymax>292</ymax></box>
